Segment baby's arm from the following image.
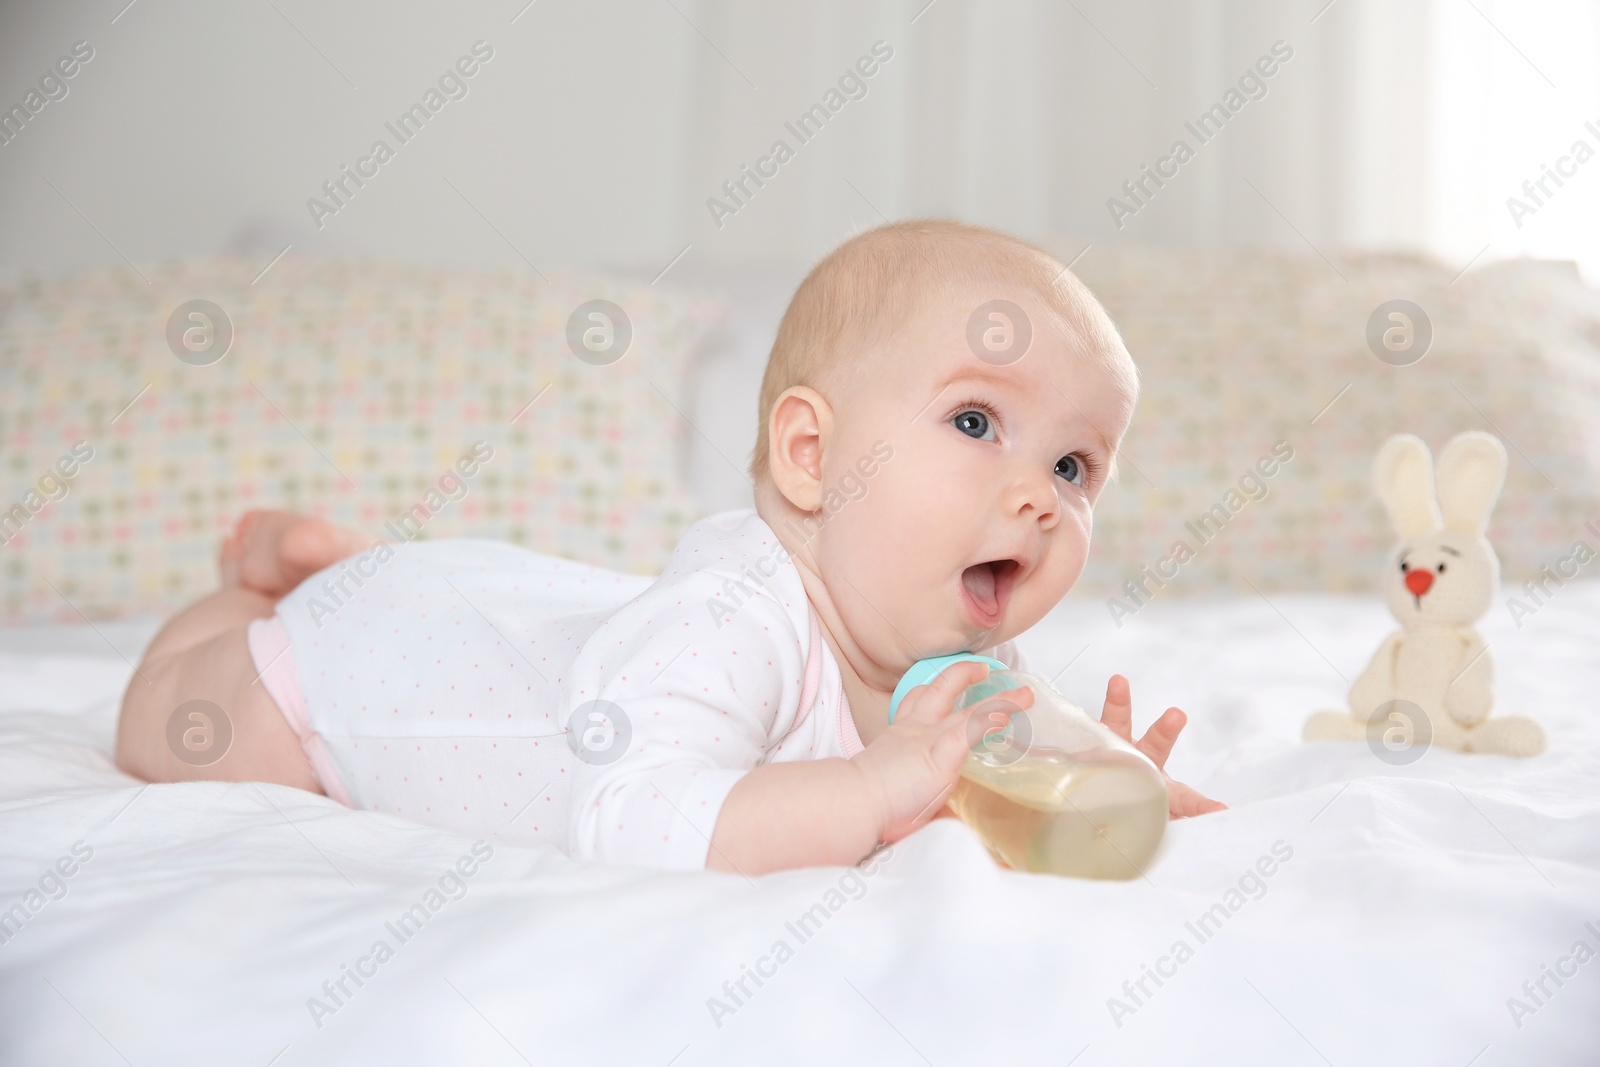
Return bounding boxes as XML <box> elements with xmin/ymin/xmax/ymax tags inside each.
<box><xmin>704</xmin><ymin>760</ymin><xmax>879</xmax><ymax>873</ymax></box>
<box><xmin>707</xmin><ymin>660</ymin><xmax>998</xmax><ymax>876</ymax></box>
<box><xmin>565</xmin><ymin>561</ymin><xmax>1029</xmax><ymax>873</ymax></box>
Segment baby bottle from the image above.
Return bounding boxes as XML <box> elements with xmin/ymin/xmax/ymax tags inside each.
<box><xmin>888</xmin><ymin>654</ymin><xmax>1168</xmax><ymax>880</ymax></box>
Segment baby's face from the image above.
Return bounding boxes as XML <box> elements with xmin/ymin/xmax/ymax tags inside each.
<box><xmin>812</xmin><ymin>285</ymin><xmax>1135</xmax><ymax>673</ymax></box>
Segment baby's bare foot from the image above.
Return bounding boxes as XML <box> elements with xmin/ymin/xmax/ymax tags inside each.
<box><xmin>218</xmin><ymin>510</ymin><xmax>379</xmax><ymax>597</ymax></box>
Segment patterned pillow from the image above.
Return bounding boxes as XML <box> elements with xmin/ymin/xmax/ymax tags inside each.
<box><xmin>0</xmin><ymin>258</ymin><xmax>724</xmax><ymax>623</ymax></box>
<box><xmin>1061</xmin><ymin>246</ymin><xmax>1600</xmax><ymax>600</ymax></box>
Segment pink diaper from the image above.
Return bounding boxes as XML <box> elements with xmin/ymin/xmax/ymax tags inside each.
<box><xmin>245</xmin><ymin>615</ymin><xmax>355</xmax><ymax>808</ymax></box>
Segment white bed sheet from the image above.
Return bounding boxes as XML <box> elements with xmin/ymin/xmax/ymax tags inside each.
<box><xmin>2</xmin><ymin>582</ymin><xmax>1597</xmax><ymax>1066</ymax></box>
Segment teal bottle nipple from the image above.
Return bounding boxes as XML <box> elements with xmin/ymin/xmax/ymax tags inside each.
<box><xmin>887</xmin><ymin>653</ymin><xmax>1008</xmax><ymax>723</ymax></box>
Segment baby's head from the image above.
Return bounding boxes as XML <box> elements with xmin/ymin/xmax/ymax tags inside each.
<box><xmin>752</xmin><ymin>220</ymin><xmax>1138</xmax><ymax>682</ymax></box>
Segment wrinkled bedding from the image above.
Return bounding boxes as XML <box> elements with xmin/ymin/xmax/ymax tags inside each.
<box><xmin>2</xmin><ymin>582</ymin><xmax>1597</xmax><ymax>1065</ymax></box>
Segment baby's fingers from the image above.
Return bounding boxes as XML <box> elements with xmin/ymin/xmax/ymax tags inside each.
<box><xmin>933</xmin><ymin>706</ymin><xmax>985</xmax><ymax>771</ymax></box>
<box><xmin>898</xmin><ymin>661</ymin><xmax>991</xmax><ymax>726</ymax></box>
<box><xmin>1135</xmin><ymin>706</ymin><xmax>1187</xmax><ymax>770</ymax></box>
<box><xmin>1167</xmin><ymin>778</ymin><xmax>1227</xmax><ymax>819</ymax></box>
<box><xmin>964</xmin><ymin>687</ymin><xmax>1035</xmax><ymax>752</ymax></box>
<box><xmin>1100</xmin><ymin>674</ymin><xmax>1134</xmax><ymax>743</ymax></box>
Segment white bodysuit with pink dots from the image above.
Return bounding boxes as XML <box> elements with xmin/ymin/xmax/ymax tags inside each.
<box><xmin>248</xmin><ymin>509</ymin><xmax>1022</xmax><ymax>871</ymax></box>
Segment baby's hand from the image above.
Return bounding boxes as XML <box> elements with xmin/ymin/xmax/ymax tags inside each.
<box><xmin>853</xmin><ymin>661</ymin><xmax>1033</xmax><ymax>846</ymax></box>
<box><xmin>1098</xmin><ymin>674</ymin><xmax>1227</xmax><ymax>819</ymax></box>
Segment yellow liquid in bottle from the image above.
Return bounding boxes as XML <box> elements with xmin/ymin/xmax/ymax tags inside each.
<box><xmin>947</xmin><ymin>749</ymin><xmax>1168</xmax><ymax>880</ymax></box>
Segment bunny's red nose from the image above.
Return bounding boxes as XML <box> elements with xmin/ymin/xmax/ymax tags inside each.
<box><xmin>1405</xmin><ymin>569</ymin><xmax>1434</xmax><ymax>596</ymax></box>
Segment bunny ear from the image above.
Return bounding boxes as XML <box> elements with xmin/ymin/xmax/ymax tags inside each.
<box><xmin>1374</xmin><ymin>434</ymin><xmax>1441</xmax><ymax>539</ymax></box>
<box><xmin>1434</xmin><ymin>431</ymin><xmax>1507</xmax><ymax>536</ymax></box>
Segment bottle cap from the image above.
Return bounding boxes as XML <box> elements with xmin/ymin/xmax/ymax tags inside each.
<box><xmin>887</xmin><ymin>653</ymin><xmax>1009</xmax><ymax>723</ymax></box>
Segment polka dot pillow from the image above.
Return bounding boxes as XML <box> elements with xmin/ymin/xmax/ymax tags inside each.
<box><xmin>1064</xmin><ymin>247</ymin><xmax>1600</xmax><ymax>601</ymax></box>
<box><xmin>0</xmin><ymin>258</ymin><xmax>724</xmax><ymax>623</ymax></box>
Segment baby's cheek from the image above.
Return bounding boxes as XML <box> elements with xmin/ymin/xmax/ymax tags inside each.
<box><xmin>821</xmin><ymin>520</ymin><xmax>908</xmax><ymax>605</ymax></box>
<box><xmin>849</xmin><ymin>489</ymin><xmax>935</xmax><ymax>570</ymax></box>
<box><xmin>1062</xmin><ymin>508</ymin><xmax>1095</xmax><ymax>560</ymax></box>
<box><xmin>1038</xmin><ymin>547</ymin><xmax>1089</xmax><ymax>603</ymax></box>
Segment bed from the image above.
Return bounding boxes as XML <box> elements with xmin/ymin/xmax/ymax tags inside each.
<box><xmin>3</xmin><ymin>250</ymin><xmax>1599</xmax><ymax>1064</ymax></box>
<box><xmin>2</xmin><ymin>580</ymin><xmax>1598</xmax><ymax>1064</ymax></box>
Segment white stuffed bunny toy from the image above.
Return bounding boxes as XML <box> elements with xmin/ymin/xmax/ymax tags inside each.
<box><xmin>1303</xmin><ymin>431</ymin><xmax>1545</xmax><ymax>757</ymax></box>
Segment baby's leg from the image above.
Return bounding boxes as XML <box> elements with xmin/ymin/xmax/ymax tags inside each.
<box><xmin>220</xmin><ymin>508</ymin><xmax>381</xmax><ymax>599</ymax></box>
<box><xmin>115</xmin><ymin>587</ymin><xmax>322</xmax><ymax>790</ymax></box>
<box><xmin>115</xmin><ymin>509</ymin><xmax>378</xmax><ymax>790</ymax></box>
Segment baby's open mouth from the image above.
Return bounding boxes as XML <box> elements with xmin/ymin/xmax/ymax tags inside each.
<box><xmin>961</xmin><ymin>558</ymin><xmax>1021</xmax><ymax>628</ymax></box>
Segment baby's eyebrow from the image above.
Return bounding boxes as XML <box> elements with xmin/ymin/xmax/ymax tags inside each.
<box><xmin>1079</xmin><ymin>423</ymin><xmax>1114</xmax><ymax>458</ymax></box>
<box><xmin>940</xmin><ymin>368</ymin><xmax>1117</xmax><ymax>458</ymax></box>
<box><xmin>1040</xmin><ymin>383</ymin><xmax>1116</xmax><ymax>458</ymax></box>
<box><xmin>1055</xmin><ymin>409</ymin><xmax>1123</xmax><ymax>486</ymax></box>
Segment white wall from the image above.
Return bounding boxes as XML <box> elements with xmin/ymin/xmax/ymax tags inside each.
<box><xmin>1</xmin><ymin>0</ymin><xmax>1593</xmax><ymax>280</ymax></box>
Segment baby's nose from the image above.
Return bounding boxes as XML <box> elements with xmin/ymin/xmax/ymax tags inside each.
<box><xmin>1404</xmin><ymin>569</ymin><xmax>1434</xmax><ymax>596</ymax></box>
<box><xmin>1003</xmin><ymin>482</ymin><xmax>1058</xmax><ymax>530</ymax></box>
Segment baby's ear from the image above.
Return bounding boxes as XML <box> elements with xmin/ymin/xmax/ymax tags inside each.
<box><xmin>767</xmin><ymin>386</ymin><xmax>832</xmax><ymax>512</ymax></box>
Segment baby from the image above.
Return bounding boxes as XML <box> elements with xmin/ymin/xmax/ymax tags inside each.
<box><xmin>115</xmin><ymin>220</ymin><xmax>1222</xmax><ymax>875</ymax></box>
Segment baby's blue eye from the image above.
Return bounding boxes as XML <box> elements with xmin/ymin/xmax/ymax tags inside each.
<box><xmin>1055</xmin><ymin>455</ymin><xmax>1084</xmax><ymax>486</ymax></box>
<box><xmin>953</xmin><ymin>409</ymin><xmax>994</xmax><ymax>441</ymax></box>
